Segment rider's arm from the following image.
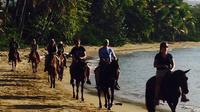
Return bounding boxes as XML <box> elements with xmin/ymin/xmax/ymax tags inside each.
<box><xmin>80</xmin><ymin>47</ymin><xmax>86</xmax><ymax>59</ymax></box>
<box><xmin>98</xmin><ymin>48</ymin><xmax>103</xmax><ymax>60</ymax></box>
<box><xmin>80</xmin><ymin>51</ymin><xmax>86</xmax><ymax>60</ymax></box>
<box><xmin>111</xmin><ymin>48</ymin><xmax>117</xmax><ymax>60</ymax></box>
<box><xmin>170</xmin><ymin>59</ymin><xmax>175</xmax><ymax>71</ymax></box>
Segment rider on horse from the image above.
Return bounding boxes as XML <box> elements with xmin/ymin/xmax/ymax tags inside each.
<box><xmin>44</xmin><ymin>39</ymin><xmax>58</xmax><ymax>72</ymax></box>
<box><xmin>28</xmin><ymin>38</ymin><xmax>40</xmax><ymax>63</ymax></box>
<box><xmin>8</xmin><ymin>37</ymin><xmax>21</xmax><ymax>62</ymax></box>
<box><xmin>69</xmin><ymin>38</ymin><xmax>87</xmax><ymax>84</ymax></box>
<box><xmin>98</xmin><ymin>39</ymin><xmax>120</xmax><ymax>90</ymax></box>
<box><xmin>57</xmin><ymin>41</ymin><xmax>67</xmax><ymax>67</ymax></box>
<box><xmin>154</xmin><ymin>41</ymin><xmax>189</xmax><ymax>105</ymax></box>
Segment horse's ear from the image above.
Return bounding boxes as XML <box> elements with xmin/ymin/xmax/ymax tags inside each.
<box><xmin>184</xmin><ymin>69</ymin><xmax>191</xmax><ymax>74</ymax></box>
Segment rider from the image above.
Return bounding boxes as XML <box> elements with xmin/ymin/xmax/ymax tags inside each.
<box><xmin>8</xmin><ymin>37</ymin><xmax>21</xmax><ymax>62</ymax></box>
<box><xmin>44</xmin><ymin>38</ymin><xmax>58</xmax><ymax>72</ymax></box>
<box><xmin>28</xmin><ymin>38</ymin><xmax>40</xmax><ymax>63</ymax></box>
<box><xmin>154</xmin><ymin>41</ymin><xmax>189</xmax><ymax>105</ymax></box>
<box><xmin>98</xmin><ymin>39</ymin><xmax>120</xmax><ymax>90</ymax></box>
<box><xmin>69</xmin><ymin>38</ymin><xmax>87</xmax><ymax>84</ymax></box>
<box><xmin>57</xmin><ymin>41</ymin><xmax>67</xmax><ymax>67</ymax></box>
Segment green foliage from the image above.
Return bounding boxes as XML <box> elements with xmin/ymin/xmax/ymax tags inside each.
<box><xmin>0</xmin><ymin>0</ymin><xmax>199</xmax><ymax>49</ymax></box>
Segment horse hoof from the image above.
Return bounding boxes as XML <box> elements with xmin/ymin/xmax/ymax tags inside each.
<box><xmin>81</xmin><ymin>98</ymin><xmax>84</xmax><ymax>101</ymax></box>
<box><xmin>86</xmin><ymin>80</ymin><xmax>91</xmax><ymax>85</ymax></box>
<box><xmin>99</xmin><ymin>105</ymin><xmax>102</xmax><ymax>109</ymax></box>
<box><xmin>76</xmin><ymin>96</ymin><xmax>78</xmax><ymax>100</ymax></box>
<box><xmin>104</xmin><ymin>104</ymin><xmax>107</xmax><ymax>108</ymax></box>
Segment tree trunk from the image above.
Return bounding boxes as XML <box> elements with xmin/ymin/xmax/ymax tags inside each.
<box><xmin>19</xmin><ymin>0</ymin><xmax>27</xmax><ymax>39</ymax></box>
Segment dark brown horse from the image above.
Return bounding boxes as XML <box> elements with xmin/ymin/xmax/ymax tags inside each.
<box><xmin>57</xmin><ymin>53</ymin><xmax>65</xmax><ymax>81</ymax></box>
<box><xmin>47</xmin><ymin>55</ymin><xmax>58</xmax><ymax>88</ymax></box>
<box><xmin>95</xmin><ymin>59</ymin><xmax>119</xmax><ymax>110</ymax></box>
<box><xmin>70</xmin><ymin>59</ymin><xmax>87</xmax><ymax>101</ymax></box>
<box><xmin>29</xmin><ymin>51</ymin><xmax>40</xmax><ymax>73</ymax></box>
<box><xmin>9</xmin><ymin>50</ymin><xmax>18</xmax><ymax>71</ymax></box>
<box><xmin>145</xmin><ymin>69</ymin><xmax>190</xmax><ymax>112</ymax></box>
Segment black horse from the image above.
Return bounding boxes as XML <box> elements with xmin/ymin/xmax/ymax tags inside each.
<box><xmin>70</xmin><ymin>59</ymin><xmax>87</xmax><ymax>101</ymax></box>
<box><xmin>95</xmin><ymin>59</ymin><xmax>119</xmax><ymax>110</ymax></box>
<box><xmin>145</xmin><ymin>69</ymin><xmax>190</xmax><ymax>112</ymax></box>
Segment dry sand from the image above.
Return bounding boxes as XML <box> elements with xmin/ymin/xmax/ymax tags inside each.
<box><xmin>0</xmin><ymin>41</ymin><xmax>200</xmax><ymax>112</ymax></box>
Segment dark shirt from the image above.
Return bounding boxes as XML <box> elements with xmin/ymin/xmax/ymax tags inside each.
<box><xmin>9</xmin><ymin>41</ymin><xmax>19</xmax><ymax>52</ymax></box>
<box><xmin>47</xmin><ymin>44</ymin><xmax>57</xmax><ymax>55</ymax></box>
<box><xmin>154</xmin><ymin>52</ymin><xmax>173</xmax><ymax>70</ymax></box>
<box><xmin>31</xmin><ymin>44</ymin><xmax>38</xmax><ymax>52</ymax></box>
<box><xmin>57</xmin><ymin>44</ymin><xmax>64</xmax><ymax>53</ymax></box>
<box><xmin>70</xmin><ymin>46</ymin><xmax>86</xmax><ymax>61</ymax></box>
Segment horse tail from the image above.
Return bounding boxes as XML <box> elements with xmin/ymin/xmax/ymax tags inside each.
<box><xmin>145</xmin><ymin>76</ymin><xmax>156</xmax><ymax>112</ymax></box>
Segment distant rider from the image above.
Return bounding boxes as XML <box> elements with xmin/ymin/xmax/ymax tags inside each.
<box><xmin>44</xmin><ymin>39</ymin><xmax>58</xmax><ymax>72</ymax></box>
<box><xmin>8</xmin><ymin>37</ymin><xmax>21</xmax><ymax>62</ymax></box>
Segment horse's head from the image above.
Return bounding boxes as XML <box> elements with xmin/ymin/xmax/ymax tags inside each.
<box><xmin>174</xmin><ymin>69</ymin><xmax>190</xmax><ymax>94</ymax></box>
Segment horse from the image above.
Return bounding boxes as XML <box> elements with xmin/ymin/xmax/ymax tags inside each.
<box><xmin>145</xmin><ymin>69</ymin><xmax>190</xmax><ymax>112</ymax></box>
<box><xmin>57</xmin><ymin>52</ymin><xmax>65</xmax><ymax>81</ymax></box>
<box><xmin>9</xmin><ymin>50</ymin><xmax>18</xmax><ymax>71</ymax></box>
<box><xmin>47</xmin><ymin>54</ymin><xmax>58</xmax><ymax>88</ymax></box>
<box><xmin>95</xmin><ymin>59</ymin><xmax>120</xmax><ymax>110</ymax></box>
<box><xmin>70</xmin><ymin>59</ymin><xmax>87</xmax><ymax>101</ymax></box>
<box><xmin>29</xmin><ymin>51</ymin><xmax>40</xmax><ymax>73</ymax></box>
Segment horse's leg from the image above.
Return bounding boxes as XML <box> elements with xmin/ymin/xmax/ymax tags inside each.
<box><xmin>97</xmin><ymin>88</ymin><xmax>102</xmax><ymax>108</ymax></box>
<box><xmin>167</xmin><ymin>100</ymin><xmax>178</xmax><ymax>112</ymax></box>
<box><xmin>11</xmin><ymin>61</ymin><xmax>14</xmax><ymax>71</ymax></box>
<box><xmin>32</xmin><ymin>62</ymin><xmax>34</xmax><ymax>73</ymax></box>
<box><xmin>35</xmin><ymin>62</ymin><xmax>38</xmax><ymax>72</ymax></box>
<box><xmin>103</xmin><ymin>88</ymin><xmax>108</xmax><ymax>108</ymax></box>
<box><xmin>71</xmin><ymin>79</ymin><xmax>75</xmax><ymax>98</ymax></box>
<box><xmin>50</xmin><ymin>74</ymin><xmax>53</xmax><ymax>88</ymax></box>
<box><xmin>76</xmin><ymin>81</ymin><xmax>80</xmax><ymax>100</ymax></box>
<box><xmin>53</xmin><ymin>72</ymin><xmax>56</xmax><ymax>88</ymax></box>
<box><xmin>81</xmin><ymin>80</ymin><xmax>84</xmax><ymax>101</ymax></box>
<box><xmin>14</xmin><ymin>60</ymin><xmax>17</xmax><ymax>71</ymax></box>
<box><xmin>110</xmin><ymin>86</ymin><xmax>115</xmax><ymax>108</ymax></box>
<box><xmin>107</xmin><ymin>88</ymin><xmax>111</xmax><ymax>110</ymax></box>
<box><xmin>61</xmin><ymin>67</ymin><xmax>64</xmax><ymax>81</ymax></box>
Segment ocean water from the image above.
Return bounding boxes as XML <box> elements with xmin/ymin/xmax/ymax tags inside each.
<box><xmin>86</xmin><ymin>47</ymin><xmax>200</xmax><ymax>112</ymax></box>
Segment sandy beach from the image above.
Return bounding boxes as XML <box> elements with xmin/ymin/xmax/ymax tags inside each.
<box><xmin>0</xmin><ymin>41</ymin><xmax>200</xmax><ymax>112</ymax></box>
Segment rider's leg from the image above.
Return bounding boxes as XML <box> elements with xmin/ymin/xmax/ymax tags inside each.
<box><xmin>154</xmin><ymin>69</ymin><xmax>169</xmax><ymax>105</ymax></box>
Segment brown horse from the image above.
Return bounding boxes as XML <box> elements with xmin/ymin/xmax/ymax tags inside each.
<box><xmin>9</xmin><ymin>50</ymin><xmax>18</xmax><ymax>71</ymax></box>
<box><xmin>29</xmin><ymin>51</ymin><xmax>40</xmax><ymax>73</ymax></box>
<box><xmin>145</xmin><ymin>69</ymin><xmax>190</xmax><ymax>112</ymax></box>
<box><xmin>57</xmin><ymin>53</ymin><xmax>65</xmax><ymax>81</ymax></box>
<box><xmin>95</xmin><ymin>59</ymin><xmax>120</xmax><ymax>110</ymax></box>
<box><xmin>70</xmin><ymin>59</ymin><xmax>87</xmax><ymax>101</ymax></box>
<box><xmin>47</xmin><ymin>55</ymin><xmax>58</xmax><ymax>88</ymax></box>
